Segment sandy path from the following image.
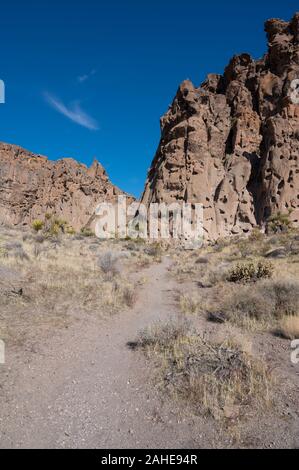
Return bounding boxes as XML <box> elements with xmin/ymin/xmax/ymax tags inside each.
<box><xmin>0</xmin><ymin>257</ymin><xmax>203</xmax><ymax>449</ymax></box>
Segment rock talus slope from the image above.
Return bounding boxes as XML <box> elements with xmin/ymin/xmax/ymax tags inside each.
<box><xmin>0</xmin><ymin>143</ymin><xmax>127</xmax><ymax>230</ymax></box>
<box><xmin>141</xmin><ymin>14</ymin><xmax>299</xmax><ymax>240</ymax></box>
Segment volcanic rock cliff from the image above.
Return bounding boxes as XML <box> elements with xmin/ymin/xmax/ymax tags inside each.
<box><xmin>141</xmin><ymin>13</ymin><xmax>299</xmax><ymax>240</ymax></box>
<box><xmin>0</xmin><ymin>143</ymin><xmax>127</xmax><ymax>230</ymax></box>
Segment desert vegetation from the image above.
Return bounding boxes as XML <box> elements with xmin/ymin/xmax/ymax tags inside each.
<box><xmin>170</xmin><ymin>227</ymin><xmax>299</xmax><ymax>334</ymax></box>
<box><xmin>134</xmin><ymin>320</ymin><xmax>272</xmax><ymax>422</ymax></box>
<box><xmin>128</xmin><ymin>225</ymin><xmax>299</xmax><ymax>444</ymax></box>
<box><xmin>0</xmin><ymin>224</ymin><xmax>166</xmax><ymax>348</ymax></box>
<box><xmin>1</xmin><ymin>221</ymin><xmax>299</xmax><ymax>447</ymax></box>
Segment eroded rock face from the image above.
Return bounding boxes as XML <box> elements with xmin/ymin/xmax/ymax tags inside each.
<box><xmin>141</xmin><ymin>13</ymin><xmax>299</xmax><ymax>240</ymax></box>
<box><xmin>0</xmin><ymin>143</ymin><xmax>128</xmax><ymax>230</ymax></box>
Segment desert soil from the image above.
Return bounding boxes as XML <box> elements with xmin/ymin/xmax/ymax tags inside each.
<box><xmin>0</xmin><ymin>256</ymin><xmax>298</xmax><ymax>449</ymax></box>
<box><xmin>0</xmin><ymin>257</ymin><xmax>210</xmax><ymax>448</ymax></box>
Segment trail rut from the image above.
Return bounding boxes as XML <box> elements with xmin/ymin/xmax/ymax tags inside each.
<box><xmin>0</xmin><ymin>257</ymin><xmax>202</xmax><ymax>449</ymax></box>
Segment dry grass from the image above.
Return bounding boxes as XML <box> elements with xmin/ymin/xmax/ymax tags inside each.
<box><xmin>180</xmin><ymin>293</ymin><xmax>201</xmax><ymax>315</ymax></box>
<box><xmin>98</xmin><ymin>251</ymin><xmax>119</xmax><ymax>275</ymax></box>
<box><xmin>170</xmin><ymin>229</ymin><xmax>299</xmax><ymax>334</ymax></box>
<box><xmin>136</xmin><ymin>320</ymin><xmax>272</xmax><ymax>422</ymax></box>
<box><xmin>276</xmin><ymin>315</ymin><xmax>299</xmax><ymax>340</ymax></box>
<box><xmin>0</xmin><ymin>227</ymin><xmax>139</xmax><ymax>347</ymax></box>
<box><xmin>205</xmin><ymin>278</ymin><xmax>299</xmax><ymax>331</ymax></box>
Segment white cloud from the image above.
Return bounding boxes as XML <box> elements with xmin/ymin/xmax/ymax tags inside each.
<box><xmin>77</xmin><ymin>69</ymin><xmax>96</xmax><ymax>83</ymax></box>
<box><xmin>44</xmin><ymin>92</ymin><xmax>99</xmax><ymax>131</ymax></box>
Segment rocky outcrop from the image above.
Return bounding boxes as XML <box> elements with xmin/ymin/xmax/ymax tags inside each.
<box><xmin>141</xmin><ymin>13</ymin><xmax>299</xmax><ymax>240</ymax></box>
<box><xmin>0</xmin><ymin>143</ymin><xmax>128</xmax><ymax>230</ymax></box>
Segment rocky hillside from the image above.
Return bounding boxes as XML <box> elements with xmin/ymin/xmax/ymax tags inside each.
<box><xmin>141</xmin><ymin>13</ymin><xmax>299</xmax><ymax>240</ymax></box>
<box><xmin>0</xmin><ymin>143</ymin><xmax>127</xmax><ymax>230</ymax></box>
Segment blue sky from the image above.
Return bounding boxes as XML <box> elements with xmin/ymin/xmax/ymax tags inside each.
<box><xmin>0</xmin><ymin>0</ymin><xmax>298</xmax><ymax>197</ymax></box>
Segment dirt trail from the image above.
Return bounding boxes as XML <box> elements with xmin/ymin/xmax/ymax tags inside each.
<box><xmin>0</xmin><ymin>257</ymin><xmax>205</xmax><ymax>449</ymax></box>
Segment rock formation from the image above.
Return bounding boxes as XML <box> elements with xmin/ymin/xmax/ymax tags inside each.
<box><xmin>0</xmin><ymin>143</ymin><xmax>128</xmax><ymax>230</ymax></box>
<box><xmin>141</xmin><ymin>13</ymin><xmax>299</xmax><ymax>240</ymax></box>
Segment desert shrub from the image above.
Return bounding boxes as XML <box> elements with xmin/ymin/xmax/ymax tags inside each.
<box><xmin>267</xmin><ymin>211</ymin><xmax>292</xmax><ymax>234</ymax></box>
<box><xmin>88</xmin><ymin>244</ymin><xmax>99</xmax><ymax>252</ymax></box>
<box><xmin>206</xmin><ymin>263</ymin><xmax>229</xmax><ymax>285</ymax></box>
<box><xmin>138</xmin><ymin>320</ymin><xmax>190</xmax><ymax>349</ymax></box>
<box><xmin>180</xmin><ymin>294</ymin><xmax>200</xmax><ymax>315</ymax></box>
<box><xmin>136</xmin><ymin>256</ymin><xmax>151</xmax><ymax>269</ymax></box>
<box><xmin>33</xmin><ymin>244</ymin><xmax>44</xmax><ymax>258</ymax></box>
<box><xmin>249</xmin><ymin>228</ymin><xmax>264</xmax><ymax>242</ymax></box>
<box><xmin>126</xmin><ymin>242</ymin><xmax>140</xmax><ymax>252</ymax></box>
<box><xmin>235</xmin><ymin>239</ymin><xmax>253</xmax><ymax>257</ymax></box>
<box><xmin>22</xmin><ymin>233</ymin><xmax>34</xmax><ymax>242</ymax></box>
<box><xmin>32</xmin><ymin>220</ymin><xmax>44</xmax><ymax>232</ymax></box>
<box><xmin>276</xmin><ymin>315</ymin><xmax>299</xmax><ymax>340</ymax></box>
<box><xmin>49</xmin><ymin>221</ymin><xmax>60</xmax><ymax>236</ymax></box>
<box><xmin>126</xmin><ymin>236</ymin><xmax>146</xmax><ymax>244</ymax></box>
<box><xmin>73</xmin><ymin>234</ymin><xmax>84</xmax><ymax>241</ymax></box>
<box><xmin>221</xmin><ymin>286</ymin><xmax>276</xmax><ymax>325</ymax></box>
<box><xmin>214</xmin><ymin>279</ymin><xmax>299</xmax><ymax>329</ymax></box>
<box><xmin>213</xmin><ymin>238</ymin><xmax>230</xmax><ymax>252</ymax></box>
<box><xmin>15</xmin><ymin>247</ymin><xmax>30</xmax><ymax>261</ymax></box>
<box><xmin>38</xmin><ymin>218</ymin><xmax>74</xmax><ymax>237</ymax></box>
<box><xmin>260</xmin><ymin>280</ymin><xmax>299</xmax><ymax>317</ymax></box>
<box><xmin>5</xmin><ymin>241</ymin><xmax>22</xmax><ymax>250</ymax></box>
<box><xmin>65</xmin><ymin>226</ymin><xmax>76</xmax><ymax>235</ymax></box>
<box><xmin>144</xmin><ymin>242</ymin><xmax>162</xmax><ymax>258</ymax></box>
<box><xmin>4</xmin><ymin>242</ymin><xmax>30</xmax><ymax>261</ymax></box>
<box><xmin>34</xmin><ymin>234</ymin><xmax>46</xmax><ymax>244</ymax></box>
<box><xmin>122</xmin><ymin>286</ymin><xmax>137</xmax><ymax>307</ymax></box>
<box><xmin>136</xmin><ymin>322</ymin><xmax>271</xmax><ymax>420</ymax></box>
<box><xmin>227</xmin><ymin>261</ymin><xmax>274</xmax><ymax>283</ymax></box>
<box><xmin>53</xmin><ymin>218</ymin><xmax>67</xmax><ymax>228</ymax></box>
<box><xmin>4</xmin><ymin>242</ymin><xmax>29</xmax><ymax>261</ymax></box>
<box><xmin>52</xmin><ymin>219</ymin><xmax>68</xmax><ymax>233</ymax></box>
<box><xmin>98</xmin><ymin>251</ymin><xmax>118</xmax><ymax>275</ymax></box>
<box><xmin>0</xmin><ymin>246</ymin><xmax>7</xmax><ymax>257</ymax></box>
<box><xmin>80</xmin><ymin>227</ymin><xmax>94</xmax><ymax>237</ymax></box>
<box><xmin>172</xmin><ymin>259</ymin><xmax>197</xmax><ymax>278</ymax></box>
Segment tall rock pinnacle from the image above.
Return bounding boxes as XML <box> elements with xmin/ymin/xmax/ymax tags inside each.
<box><xmin>141</xmin><ymin>13</ymin><xmax>299</xmax><ymax>240</ymax></box>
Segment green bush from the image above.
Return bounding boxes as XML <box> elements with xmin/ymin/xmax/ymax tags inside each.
<box><xmin>53</xmin><ymin>219</ymin><xmax>67</xmax><ymax>229</ymax></box>
<box><xmin>48</xmin><ymin>221</ymin><xmax>60</xmax><ymax>236</ymax></box>
<box><xmin>32</xmin><ymin>219</ymin><xmax>44</xmax><ymax>232</ymax></box>
<box><xmin>228</xmin><ymin>261</ymin><xmax>274</xmax><ymax>283</ymax></box>
<box><xmin>31</xmin><ymin>215</ymin><xmax>75</xmax><ymax>237</ymax></box>
<box><xmin>66</xmin><ymin>226</ymin><xmax>76</xmax><ymax>235</ymax></box>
